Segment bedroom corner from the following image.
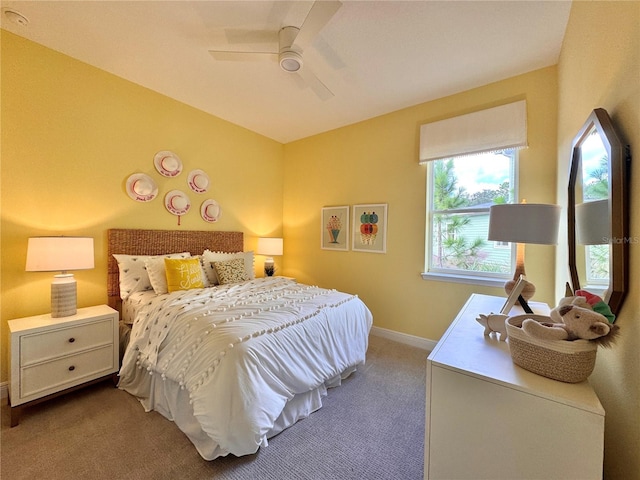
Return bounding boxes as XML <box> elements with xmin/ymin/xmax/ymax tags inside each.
<box><xmin>0</xmin><ymin>30</ymin><xmax>284</xmax><ymax>386</ymax></box>
<box><xmin>282</xmin><ymin>66</ymin><xmax>559</xmax><ymax>345</ymax></box>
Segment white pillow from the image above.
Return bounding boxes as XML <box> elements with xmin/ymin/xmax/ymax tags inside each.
<box><xmin>113</xmin><ymin>252</ymin><xmax>190</xmax><ymax>299</ymax></box>
<box><xmin>201</xmin><ymin>250</ymin><xmax>254</xmax><ymax>285</ymax></box>
<box><xmin>146</xmin><ymin>255</ymin><xmax>210</xmax><ymax>294</ymax></box>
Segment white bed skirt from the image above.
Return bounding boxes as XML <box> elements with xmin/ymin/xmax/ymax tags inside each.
<box><xmin>121</xmin><ymin>363</ymin><xmax>359</xmax><ymax>460</ymax></box>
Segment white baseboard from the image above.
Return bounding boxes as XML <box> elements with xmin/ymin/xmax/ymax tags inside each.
<box><xmin>370</xmin><ymin>326</ymin><xmax>437</xmax><ymax>352</ymax></box>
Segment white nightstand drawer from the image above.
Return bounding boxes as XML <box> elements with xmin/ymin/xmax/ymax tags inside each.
<box><xmin>20</xmin><ymin>317</ymin><xmax>115</xmax><ymax>365</ymax></box>
<box><xmin>20</xmin><ymin>344</ymin><xmax>116</xmax><ymax>399</ymax></box>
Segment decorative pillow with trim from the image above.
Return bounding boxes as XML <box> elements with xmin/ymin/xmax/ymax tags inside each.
<box><xmin>213</xmin><ymin>258</ymin><xmax>250</xmax><ymax>285</ymax></box>
<box><xmin>165</xmin><ymin>257</ymin><xmax>205</xmax><ymax>293</ymax></box>
<box><xmin>201</xmin><ymin>250</ymin><xmax>254</xmax><ymax>285</ymax></box>
<box><xmin>113</xmin><ymin>252</ymin><xmax>190</xmax><ymax>299</ymax></box>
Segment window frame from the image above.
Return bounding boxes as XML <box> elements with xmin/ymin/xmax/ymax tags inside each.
<box><xmin>422</xmin><ymin>151</ymin><xmax>519</xmax><ymax>287</ymax></box>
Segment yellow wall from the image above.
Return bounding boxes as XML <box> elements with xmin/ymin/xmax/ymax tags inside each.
<box><xmin>2</xmin><ymin>30</ymin><xmax>560</xmax><ymax>381</ymax></box>
<box><xmin>283</xmin><ymin>67</ymin><xmax>558</xmax><ymax>341</ymax></box>
<box><xmin>556</xmin><ymin>2</ymin><xmax>640</xmax><ymax>478</ymax></box>
<box><xmin>0</xmin><ymin>31</ymin><xmax>284</xmax><ymax>382</ymax></box>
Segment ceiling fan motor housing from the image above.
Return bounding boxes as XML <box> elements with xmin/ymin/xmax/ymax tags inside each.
<box><xmin>279</xmin><ymin>26</ymin><xmax>302</xmax><ymax>72</ymax></box>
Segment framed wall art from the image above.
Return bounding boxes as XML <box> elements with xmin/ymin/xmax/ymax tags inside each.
<box><xmin>352</xmin><ymin>204</ymin><xmax>387</xmax><ymax>253</ymax></box>
<box><xmin>321</xmin><ymin>206</ymin><xmax>349</xmax><ymax>251</ymax></box>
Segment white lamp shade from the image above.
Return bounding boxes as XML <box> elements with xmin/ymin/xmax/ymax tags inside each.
<box><xmin>26</xmin><ymin>237</ymin><xmax>95</xmax><ymax>272</ymax></box>
<box><xmin>257</xmin><ymin>238</ymin><xmax>283</xmax><ymax>257</ymax></box>
<box><xmin>488</xmin><ymin>204</ymin><xmax>561</xmax><ymax>245</ymax></box>
<box><xmin>575</xmin><ymin>199</ymin><xmax>610</xmax><ymax>245</ymax></box>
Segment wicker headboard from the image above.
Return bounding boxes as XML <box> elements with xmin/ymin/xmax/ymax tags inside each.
<box><xmin>107</xmin><ymin>229</ymin><xmax>244</xmax><ymax>311</ymax></box>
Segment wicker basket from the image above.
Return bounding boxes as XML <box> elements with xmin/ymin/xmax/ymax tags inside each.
<box><xmin>506</xmin><ymin>314</ymin><xmax>597</xmax><ymax>383</ymax></box>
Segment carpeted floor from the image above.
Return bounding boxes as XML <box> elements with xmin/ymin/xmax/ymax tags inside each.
<box><xmin>1</xmin><ymin>335</ymin><xmax>428</xmax><ymax>480</ymax></box>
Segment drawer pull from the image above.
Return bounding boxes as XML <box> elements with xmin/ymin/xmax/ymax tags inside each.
<box><xmin>68</xmin><ymin>338</ymin><xmax>75</xmax><ymax>343</ymax></box>
<box><xmin>68</xmin><ymin>366</ymin><xmax>75</xmax><ymax>371</ymax></box>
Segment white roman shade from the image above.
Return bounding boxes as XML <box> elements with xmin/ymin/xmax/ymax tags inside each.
<box><xmin>419</xmin><ymin>100</ymin><xmax>527</xmax><ymax>163</ymax></box>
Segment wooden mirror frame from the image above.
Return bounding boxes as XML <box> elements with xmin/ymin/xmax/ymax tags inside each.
<box><xmin>568</xmin><ymin>108</ymin><xmax>630</xmax><ymax>316</ymax></box>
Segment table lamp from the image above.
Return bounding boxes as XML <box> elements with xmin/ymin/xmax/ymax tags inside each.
<box><xmin>575</xmin><ymin>199</ymin><xmax>609</xmax><ymax>245</ymax></box>
<box><xmin>488</xmin><ymin>203</ymin><xmax>561</xmax><ymax>300</ymax></box>
<box><xmin>257</xmin><ymin>237</ymin><xmax>283</xmax><ymax>277</ymax></box>
<box><xmin>25</xmin><ymin>236</ymin><xmax>95</xmax><ymax>317</ymax></box>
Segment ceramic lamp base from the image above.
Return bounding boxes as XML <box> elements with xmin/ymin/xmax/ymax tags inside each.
<box><xmin>264</xmin><ymin>258</ymin><xmax>275</xmax><ymax>277</ymax></box>
<box><xmin>51</xmin><ymin>274</ymin><xmax>77</xmax><ymax>318</ymax></box>
<box><xmin>504</xmin><ymin>243</ymin><xmax>535</xmax><ymax>300</ymax></box>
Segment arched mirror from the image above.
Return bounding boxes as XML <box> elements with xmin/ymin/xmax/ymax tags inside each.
<box><xmin>568</xmin><ymin>108</ymin><xmax>630</xmax><ymax>316</ymax></box>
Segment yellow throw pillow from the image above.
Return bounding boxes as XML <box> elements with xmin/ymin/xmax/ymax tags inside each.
<box><xmin>213</xmin><ymin>258</ymin><xmax>249</xmax><ymax>285</ymax></box>
<box><xmin>165</xmin><ymin>258</ymin><xmax>205</xmax><ymax>292</ymax></box>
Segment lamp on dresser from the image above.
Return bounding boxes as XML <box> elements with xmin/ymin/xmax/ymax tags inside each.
<box><xmin>575</xmin><ymin>199</ymin><xmax>609</xmax><ymax>245</ymax></box>
<box><xmin>257</xmin><ymin>237</ymin><xmax>283</xmax><ymax>277</ymax></box>
<box><xmin>488</xmin><ymin>202</ymin><xmax>561</xmax><ymax>300</ymax></box>
<box><xmin>25</xmin><ymin>236</ymin><xmax>95</xmax><ymax>317</ymax></box>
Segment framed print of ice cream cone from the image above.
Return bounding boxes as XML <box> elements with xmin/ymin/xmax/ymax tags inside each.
<box><xmin>321</xmin><ymin>206</ymin><xmax>349</xmax><ymax>251</ymax></box>
<box><xmin>352</xmin><ymin>204</ymin><xmax>387</xmax><ymax>253</ymax></box>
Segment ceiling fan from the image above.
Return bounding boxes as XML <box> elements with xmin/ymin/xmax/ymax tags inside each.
<box><xmin>208</xmin><ymin>1</ymin><xmax>342</xmax><ymax>101</ymax></box>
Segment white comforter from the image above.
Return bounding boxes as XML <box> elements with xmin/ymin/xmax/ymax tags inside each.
<box><xmin>118</xmin><ymin>277</ymin><xmax>372</xmax><ymax>459</ymax></box>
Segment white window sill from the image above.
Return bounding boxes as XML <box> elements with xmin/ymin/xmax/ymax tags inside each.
<box><xmin>421</xmin><ymin>272</ymin><xmax>507</xmax><ymax>288</ymax></box>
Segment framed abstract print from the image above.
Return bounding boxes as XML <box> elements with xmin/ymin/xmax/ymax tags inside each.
<box><xmin>352</xmin><ymin>204</ymin><xmax>387</xmax><ymax>253</ymax></box>
<box><xmin>321</xmin><ymin>206</ymin><xmax>349</xmax><ymax>251</ymax></box>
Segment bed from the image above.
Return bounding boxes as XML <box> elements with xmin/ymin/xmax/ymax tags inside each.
<box><xmin>108</xmin><ymin>229</ymin><xmax>373</xmax><ymax>460</ymax></box>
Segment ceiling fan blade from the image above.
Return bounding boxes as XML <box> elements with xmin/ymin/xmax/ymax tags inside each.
<box><xmin>223</xmin><ymin>29</ymin><xmax>278</xmax><ymax>46</ymax></box>
<box><xmin>209</xmin><ymin>50</ymin><xmax>277</xmax><ymax>62</ymax></box>
<box><xmin>292</xmin><ymin>1</ymin><xmax>342</xmax><ymax>50</ymax></box>
<box><xmin>313</xmin><ymin>35</ymin><xmax>346</xmax><ymax>70</ymax></box>
<box><xmin>266</xmin><ymin>1</ymin><xmax>295</xmax><ymax>28</ymax></box>
<box><xmin>288</xmin><ymin>71</ymin><xmax>308</xmax><ymax>90</ymax></box>
<box><xmin>297</xmin><ymin>67</ymin><xmax>334</xmax><ymax>101</ymax></box>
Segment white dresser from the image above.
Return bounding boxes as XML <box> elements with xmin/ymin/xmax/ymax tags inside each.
<box><xmin>425</xmin><ymin>294</ymin><xmax>604</xmax><ymax>480</ymax></box>
<box><xmin>8</xmin><ymin>305</ymin><xmax>119</xmax><ymax>426</ymax></box>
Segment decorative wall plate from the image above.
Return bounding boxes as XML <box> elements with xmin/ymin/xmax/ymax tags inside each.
<box><xmin>126</xmin><ymin>173</ymin><xmax>158</xmax><ymax>202</ymax></box>
<box><xmin>201</xmin><ymin>199</ymin><xmax>221</xmax><ymax>222</ymax></box>
<box><xmin>164</xmin><ymin>190</ymin><xmax>191</xmax><ymax>216</ymax></box>
<box><xmin>154</xmin><ymin>151</ymin><xmax>183</xmax><ymax>177</ymax></box>
<box><xmin>188</xmin><ymin>169</ymin><xmax>210</xmax><ymax>193</ymax></box>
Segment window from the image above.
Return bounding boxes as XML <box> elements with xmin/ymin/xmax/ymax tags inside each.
<box><xmin>425</xmin><ymin>150</ymin><xmax>517</xmax><ymax>283</ymax></box>
<box><xmin>579</xmin><ymin>130</ymin><xmax>610</xmax><ymax>287</ymax></box>
<box><xmin>418</xmin><ymin>100</ymin><xmax>527</xmax><ymax>286</ymax></box>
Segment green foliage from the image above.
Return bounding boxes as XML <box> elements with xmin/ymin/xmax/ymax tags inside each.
<box><xmin>588</xmin><ymin>244</ymin><xmax>610</xmax><ymax>280</ymax></box>
<box><xmin>584</xmin><ymin>156</ymin><xmax>609</xmax><ymax>200</ymax></box>
<box><xmin>440</xmin><ymin>235</ymin><xmax>487</xmax><ymax>270</ymax></box>
<box><xmin>468</xmin><ymin>181</ymin><xmax>511</xmax><ymax>206</ymax></box>
<box><xmin>433</xmin><ymin>159</ymin><xmax>469</xmax><ymax>210</ymax></box>
<box><xmin>432</xmin><ymin>158</ymin><xmax>509</xmax><ymax>271</ymax></box>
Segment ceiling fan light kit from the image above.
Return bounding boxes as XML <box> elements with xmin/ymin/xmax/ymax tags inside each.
<box><xmin>279</xmin><ymin>50</ymin><xmax>303</xmax><ymax>72</ymax></box>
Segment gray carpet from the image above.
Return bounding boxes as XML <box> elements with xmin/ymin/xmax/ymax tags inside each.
<box><xmin>1</xmin><ymin>335</ymin><xmax>428</xmax><ymax>480</ymax></box>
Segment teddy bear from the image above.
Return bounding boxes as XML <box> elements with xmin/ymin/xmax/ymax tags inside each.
<box><xmin>522</xmin><ymin>304</ymin><xmax>620</xmax><ymax>347</ymax></box>
<box><xmin>551</xmin><ymin>284</ymin><xmax>616</xmax><ymax>324</ymax></box>
<box><xmin>549</xmin><ymin>295</ymin><xmax>592</xmax><ymax>323</ymax></box>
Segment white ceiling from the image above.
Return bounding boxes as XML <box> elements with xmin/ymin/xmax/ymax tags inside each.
<box><xmin>0</xmin><ymin>1</ymin><xmax>572</xmax><ymax>143</ymax></box>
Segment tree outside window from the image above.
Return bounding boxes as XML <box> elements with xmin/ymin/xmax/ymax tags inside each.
<box><xmin>427</xmin><ymin>150</ymin><xmax>516</xmax><ymax>279</ymax></box>
<box><xmin>581</xmin><ymin>131</ymin><xmax>610</xmax><ymax>284</ymax></box>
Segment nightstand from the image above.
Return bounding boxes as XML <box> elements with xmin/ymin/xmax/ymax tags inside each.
<box><xmin>8</xmin><ymin>305</ymin><xmax>119</xmax><ymax>426</ymax></box>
